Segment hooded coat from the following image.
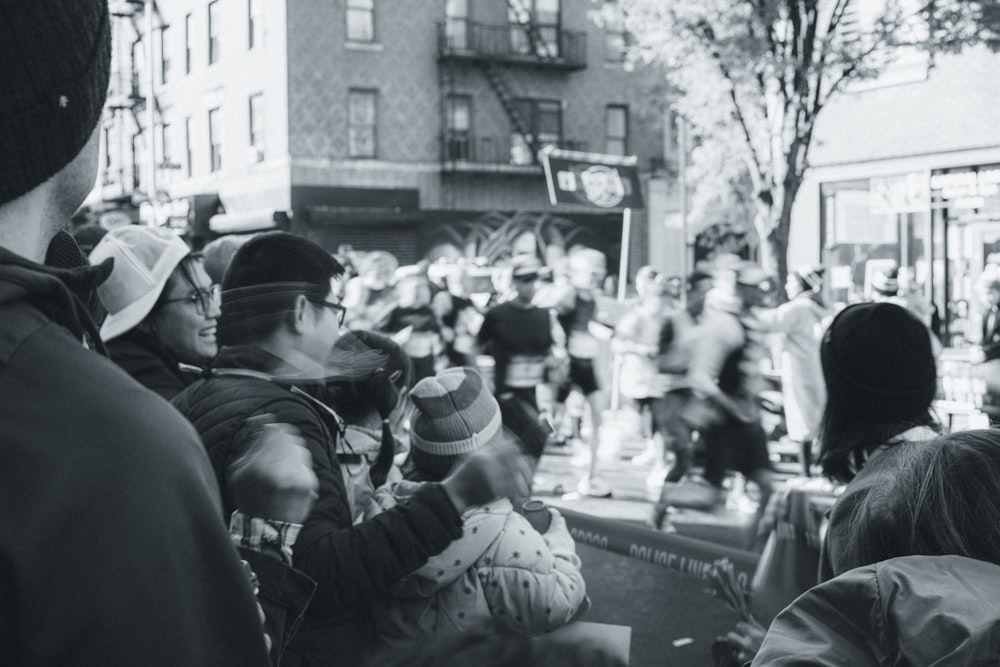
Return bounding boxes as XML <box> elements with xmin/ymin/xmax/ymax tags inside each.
<box><xmin>754</xmin><ymin>555</ymin><xmax>1000</xmax><ymax>666</ymax></box>
<box><xmin>366</xmin><ymin>481</ymin><xmax>587</xmax><ymax>644</ymax></box>
<box><xmin>0</xmin><ymin>243</ymin><xmax>272</xmax><ymax>666</ymax></box>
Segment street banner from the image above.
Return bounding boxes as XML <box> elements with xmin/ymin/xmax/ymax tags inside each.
<box><xmin>559</xmin><ymin>507</ymin><xmax>760</xmax><ymax>593</ymax></box>
<box><xmin>539</xmin><ymin>146</ymin><xmax>644</xmax><ymax>210</ymax></box>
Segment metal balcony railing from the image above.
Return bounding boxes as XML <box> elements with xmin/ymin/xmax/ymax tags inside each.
<box><xmin>442</xmin><ymin>133</ymin><xmax>587</xmax><ymax>170</ymax></box>
<box><xmin>437</xmin><ymin>20</ymin><xmax>587</xmax><ymax>70</ymax></box>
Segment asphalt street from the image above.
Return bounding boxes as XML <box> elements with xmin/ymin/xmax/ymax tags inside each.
<box><xmin>528</xmin><ymin>411</ymin><xmax>799</xmax><ymax>666</ymax></box>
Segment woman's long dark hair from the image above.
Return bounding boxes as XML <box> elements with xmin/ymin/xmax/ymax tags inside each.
<box><xmin>328</xmin><ymin>330</ymin><xmax>413</xmax><ymax>487</ymax></box>
<box><xmin>817</xmin><ymin>391</ymin><xmax>938</xmax><ymax>484</ymax></box>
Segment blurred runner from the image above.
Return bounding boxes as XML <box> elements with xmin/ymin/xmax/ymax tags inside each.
<box><xmin>477</xmin><ymin>255</ymin><xmax>558</xmax><ymax>409</ymax></box>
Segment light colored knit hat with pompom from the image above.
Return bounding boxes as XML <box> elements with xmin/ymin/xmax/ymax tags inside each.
<box><xmin>409</xmin><ymin>367</ymin><xmax>502</xmax><ymax>478</ymax></box>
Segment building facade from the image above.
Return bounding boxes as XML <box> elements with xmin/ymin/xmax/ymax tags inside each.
<box><xmin>99</xmin><ymin>0</ymin><xmax>678</xmax><ymax>277</ymax></box>
<box><xmin>789</xmin><ymin>45</ymin><xmax>1000</xmax><ymax>348</ymax></box>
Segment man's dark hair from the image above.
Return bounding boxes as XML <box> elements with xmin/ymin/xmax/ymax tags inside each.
<box><xmin>220</xmin><ymin>232</ymin><xmax>343</xmax><ymax>345</ymax></box>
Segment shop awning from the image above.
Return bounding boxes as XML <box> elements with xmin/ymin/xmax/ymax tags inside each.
<box><xmin>208</xmin><ymin>209</ymin><xmax>282</xmax><ymax>235</ymax></box>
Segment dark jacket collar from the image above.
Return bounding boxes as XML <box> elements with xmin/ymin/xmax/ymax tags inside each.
<box><xmin>0</xmin><ymin>232</ymin><xmax>112</xmax><ymax>349</ymax></box>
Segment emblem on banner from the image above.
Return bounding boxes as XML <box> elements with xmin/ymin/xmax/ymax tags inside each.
<box><xmin>580</xmin><ymin>165</ymin><xmax>626</xmax><ymax>208</ymax></box>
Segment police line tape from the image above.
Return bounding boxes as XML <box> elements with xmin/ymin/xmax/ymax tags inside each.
<box><xmin>558</xmin><ymin>508</ymin><xmax>760</xmax><ymax>592</ymax></box>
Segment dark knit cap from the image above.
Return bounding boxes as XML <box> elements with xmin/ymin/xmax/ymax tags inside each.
<box><xmin>0</xmin><ymin>0</ymin><xmax>112</xmax><ymax>204</ymax></box>
<box><xmin>410</xmin><ymin>368</ymin><xmax>502</xmax><ymax>479</ymax></box>
<box><xmin>821</xmin><ymin>302</ymin><xmax>937</xmax><ymax>422</ymax></box>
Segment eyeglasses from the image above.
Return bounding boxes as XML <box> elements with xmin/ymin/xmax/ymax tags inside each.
<box><xmin>313</xmin><ymin>299</ymin><xmax>347</xmax><ymax>326</ymax></box>
<box><xmin>162</xmin><ymin>283</ymin><xmax>221</xmax><ymax>317</ymax></box>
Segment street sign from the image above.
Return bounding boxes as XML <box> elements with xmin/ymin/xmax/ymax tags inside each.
<box><xmin>539</xmin><ymin>146</ymin><xmax>644</xmax><ymax>210</ymax></box>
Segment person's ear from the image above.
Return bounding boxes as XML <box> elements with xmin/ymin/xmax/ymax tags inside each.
<box><xmin>291</xmin><ymin>294</ymin><xmax>311</xmax><ymax>334</ymax></box>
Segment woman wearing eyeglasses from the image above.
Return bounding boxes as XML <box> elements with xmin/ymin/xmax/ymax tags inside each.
<box><xmin>90</xmin><ymin>225</ymin><xmax>222</xmax><ymax>399</ymax></box>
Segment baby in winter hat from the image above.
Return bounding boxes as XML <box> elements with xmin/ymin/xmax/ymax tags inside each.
<box><xmin>365</xmin><ymin>367</ymin><xmax>587</xmax><ymax>644</ymax></box>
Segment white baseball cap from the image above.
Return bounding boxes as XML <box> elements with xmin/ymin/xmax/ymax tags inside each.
<box><xmin>89</xmin><ymin>225</ymin><xmax>191</xmax><ymax>342</ymax></box>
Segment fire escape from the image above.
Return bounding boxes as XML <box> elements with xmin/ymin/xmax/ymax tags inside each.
<box><xmin>103</xmin><ymin>0</ymin><xmax>167</xmax><ymax>209</ymax></box>
<box><xmin>436</xmin><ymin>0</ymin><xmax>587</xmax><ymax>174</ymax></box>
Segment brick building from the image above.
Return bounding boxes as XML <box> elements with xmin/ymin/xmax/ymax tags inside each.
<box><xmin>99</xmin><ymin>0</ymin><xmax>681</xmax><ymax>276</ymax></box>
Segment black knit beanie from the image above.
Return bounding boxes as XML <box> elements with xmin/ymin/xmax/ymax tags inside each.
<box><xmin>821</xmin><ymin>302</ymin><xmax>937</xmax><ymax>422</ymax></box>
<box><xmin>0</xmin><ymin>0</ymin><xmax>111</xmax><ymax>204</ymax></box>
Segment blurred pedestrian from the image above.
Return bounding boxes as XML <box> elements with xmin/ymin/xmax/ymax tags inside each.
<box><xmin>367</xmin><ymin>368</ymin><xmax>586</xmax><ymax>645</ymax></box>
<box><xmin>755</xmin><ymin>265</ymin><xmax>829</xmax><ymax>476</ymax></box>
<box><xmin>612</xmin><ymin>266</ymin><xmax>668</xmax><ymax>475</ymax></box>
<box><xmin>90</xmin><ymin>225</ymin><xmax>220</xmax><ymax>398</ymax></box>
<box><xmin>381</xmin><ymin>272</ymin><xmax>444</xmax><ymax>381</ymax></box>
<box><xmin>0</xmin><ymin>2</ymin><xmax>305</xmax><ymax>663</ymax></box>
<box><xmin>676</xmin><ymin>263</ymin><xmax>774</xmax><ymax>542</ymax></box>
<box><xmin>547</xmin><ymin>247</ymin><xmax>613</xmax><ymax>498</ymax></box>
<box><xmin>172</xmin><ymin>232</ymin><xmax>534</xmax><ymax>666</ymax></box>
<box><xmin>343</xmin><ymin>250</ymin><xmax>399</xmax><ymax>330</ymax></box>
<box><xmin>477</xmin><ymin>255</ymin><xmax>558</xmax><ymax>409</ymax></box>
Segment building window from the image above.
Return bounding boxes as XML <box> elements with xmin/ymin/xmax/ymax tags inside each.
<box><xmin>445</xmin><ymin>95</ymin><xmax>471</xmax><ymax>160</ymax></box>
<box><xmin>184</xmin><ymin>116</ymin><xmax>193</xmax><ymax>177</ymax></box>
<box><xmin>249</xmin><ymin>93</ymin><xmax>264</xmax><ymax>160</ymax></box>
<box><xmin>160</xmin><ymin>123</ymin><xmax>172</xmax><ymax>167</ymax></box>
<box><xmin>346</xmin><ymin>0</ymin><xmax>375</xmax><ymax>43</ymax></box>
<box><xmin>603</xmin><ymin>1</ymin><xmax>629</xmax><ymax>63</ymax></box>
<box><xmin>208</xmin><ymin>107</ymin><xmax>222</xmax><ymax>172</ymax></box>
<box><xmin>510</xmin><ymin>98</ymin><xmax>561</xmax><ymax>164</ymax></box>
<box><xmin>208</xmin><ymin>0</ymin><xmax>220</xmax><ymax>65</ymax></box>
<box><xmin>509</xmin><ymin>0</ymin><xmax>560</xmax><ymax>58</ymax></box>
<box><xmin>248</xmin><ymin>0</ymin><xmax>262</xmax><ymax>50</ymax></box>
<box><xmin>160</xmin><ymin>26</ymin><xmax>170</xmax><ymax>84</ymax></box>
<box><xmin>605</xmin><ymin>104</ymin><xmax>628</xmax><ymax>155</ymax></box>
<box><xmin>184</xmin><ymin>13</ymin><xmax>192</xmax><ymax>74</ymax></box>
<box><xmin>348</xmin><ymin>89</ymin><xmax>377</xmax><ymax>158</ymax></box>
<box><xmin>445</xmin><ymin>0</ymin><xmax>468</xmax><ymax>50</ymax></box>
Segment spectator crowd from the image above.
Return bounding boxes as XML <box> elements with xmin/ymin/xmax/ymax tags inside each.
<box><xmin>7</xmin><ymin>2</ymin><xmax>1000</xmax><ymax>666</ymax></box>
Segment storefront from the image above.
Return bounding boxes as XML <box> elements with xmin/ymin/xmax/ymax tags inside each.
<box><xmin>819</xmin><ymin>163</ymin><xmax>1000</xmax><ymax>349</ymax></box>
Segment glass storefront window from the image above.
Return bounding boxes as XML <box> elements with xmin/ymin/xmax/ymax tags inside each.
<box><xmin>933</xmin><ymin>163</ymin><xmax>1000</xmax><ymax>348</ymax></box>
<box><xmin>819</xmin><ymin>175</ymin><xmax>930</xmax><ymax>307</ymax></box>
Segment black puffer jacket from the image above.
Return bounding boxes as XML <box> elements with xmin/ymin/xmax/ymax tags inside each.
<box><xmin>172</xmin><ymin>345</ymin><xmax>464</xmax><ymax>665</ymax></box>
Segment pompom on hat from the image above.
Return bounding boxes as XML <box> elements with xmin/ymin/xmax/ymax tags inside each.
<box><xmin>0</xmin><ymin>0</ymin><xmax>112</xmax><ymax>205</ymax></box>
<box><xmin>409</xmin><ymin>367</ymin><xmax>503</xmax><ymax>478</ymax></box>
<box><xmin>90</xmin><ymin>226</ymin><xmax>192</xmax><ymax>342</ymax></box>
<box><xmin>820</xmin><ymin>302</ymin><xmax>937</xmax><ymax>422</ymax></box>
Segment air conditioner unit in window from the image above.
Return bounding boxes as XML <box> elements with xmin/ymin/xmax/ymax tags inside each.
<box><xmin>246</xmin><ymin>147</ymin><xmax>265</xmax><ymax>163</ymax></box>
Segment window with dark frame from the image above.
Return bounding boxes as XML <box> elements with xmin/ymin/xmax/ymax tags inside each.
<box><xmin>347</xmin><ymin>89</ymin><xmax>377</xmax><ymax>158</ymax></box>
<box><xmin>249</xmin><ymin>93</ymin><xmax>264</xmax><ymax>159</ymax></box>
<box><xmin>509</xmin><ymin>0</ymin><xmax>560</xmax><ymax>58</ymax></box>
<box><xmin>445</xmin><ymin>95</ymin><xmax>471</xmax><ymax>160</ymax></box>
<box><xmin>208</xmin><ymin>107</ymin><xmax>222</xmax><ymax>172</ymax></box>
<box><xmin>605</xmin><ymin>104</ymin><xmax>628</xmax><ymax>155</ymax></box>
<box><xmin>184</xmin><ymin>13</ymin><xmax>192</xmax><ymax>74</ymax></box>
<box><xmin>208</xmin><ymin>0</ymin><xmax>220</xmax><ymax>65</ymax></box>
<box><xmin>248</xmin><ymin>0</ymin><xmax>261</xmax><ymax>50</ymax></box>
<box><xmin>444</xmin><ymin>0</ymin><xmax>469</xmax><ymax>50</ymax></box>
<box><xmin>602</xmin><ymin>1</ymin><xmax>629</xmax><ymax>62</ymax></box>
<box><xmin>160</xmin><ymin>26</ymin><xmax>170</xmax><ymax>84</ymax></box>
<box><xmin>346</xmin><ymin>0</ymin><xmax>375</xmax><ymax>43</ymax></box>
<box><xmin>184</xmin><ymin>116</ymin><xmax>193</xmax><ymax>177</ymax></box>
<box><xmin>160</xmin><ymin>122</ymin><xmax>172</xmax><ymax>167</ymax></box>
<box><xmin>510</xmin><ymin>98</ymin><xmax>562</xmax><ymax>165</ymax></box>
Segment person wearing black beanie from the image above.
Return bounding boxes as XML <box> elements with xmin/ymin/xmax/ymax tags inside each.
<box><xmin>0</xmin><ymin>2</ymin><xmax>315</xmax><ymax>664</ymax></box>
<box><xmin>816</xmin><ymin>302</ymin><xmax>941</xmax><ymax>581</ymax></box>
